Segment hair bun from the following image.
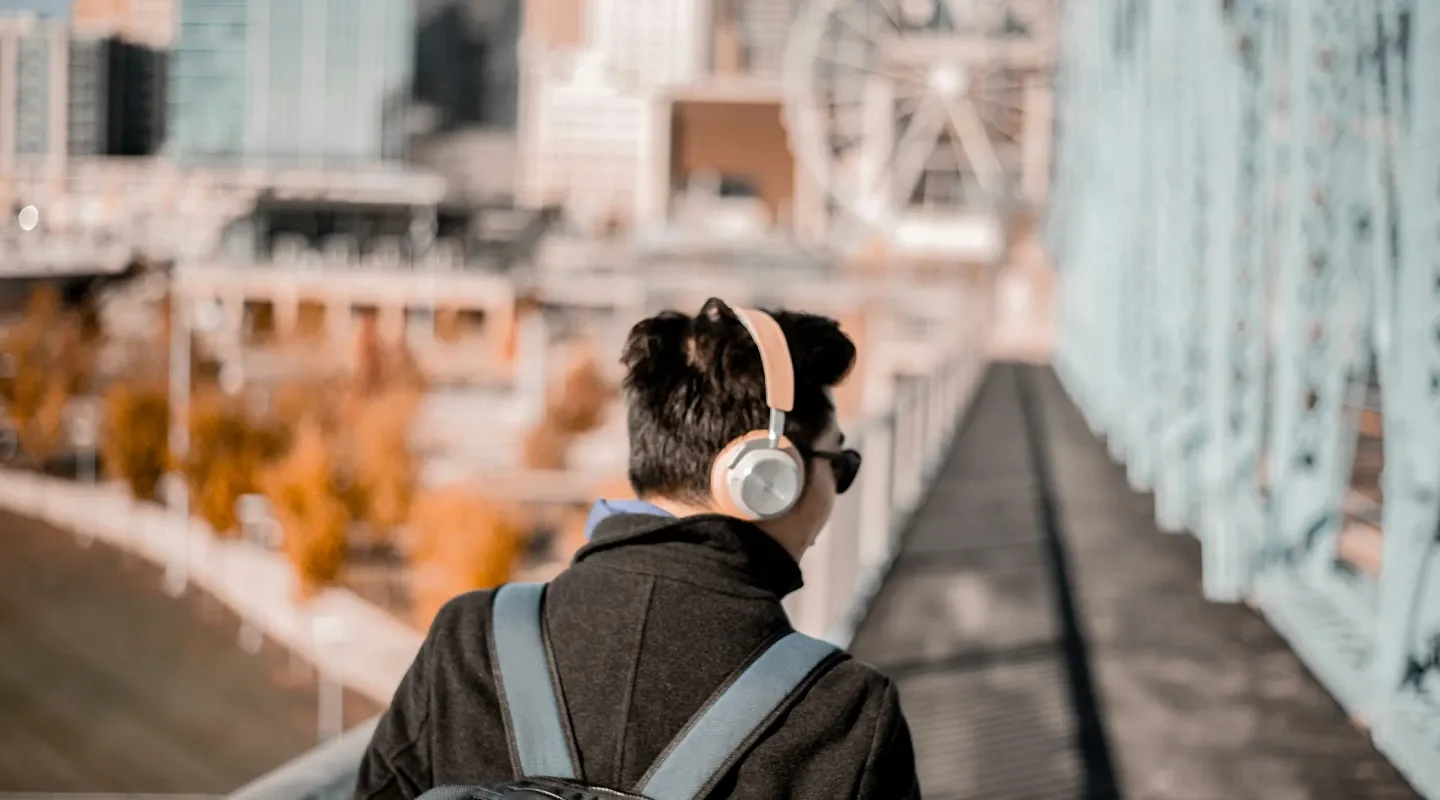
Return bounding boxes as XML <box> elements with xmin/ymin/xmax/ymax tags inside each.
<box><xmin>689</xmin><ymin>298</ymin><xmax>752</xmax><ymax>374</ymax></box>
<box><xmin>697</xmin><ymin>297</ymin><xmax>733</xmax><ymax>324</ymax></box>
<box><xmin>620</xmin><ymin>310</ymin><xmax>689</xmax><ymax>383</ymax></box>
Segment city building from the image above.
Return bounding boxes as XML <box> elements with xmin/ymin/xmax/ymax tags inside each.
<box><xmin>407</xmin><ymin>0</ymin><xmax>522</xmax><ymax>202</ymax></box>
<box><xmin>0</xmin><ymin>14</ymin><xmax>167</xmax><ymax>171</ymax></box>
<box><xmin>414</xmin><ymin>0</ymin><xmax>520</xmax><ymax>132</ymax></box>
<box><xmin>71</xmin><ymin>0</ymin><xmax>178</xmax><ymax>47</ymax></box>
<box><xmin>169</xmin><ymin>0</ymin><xmax>415</xmax><ymax>166</ymax></box>
<box><xmin>730</xmin><ymin>0</ymin><xmax>798</xmax><ymax>77</ymax></box>
<box><xmin>589</xmin><ymin>0</ymin><xmax>709</xmax><ymax>91</ymax></box>
<box><xmin>0</xmin><ymin>14</ymin><xmax>68</xmax><ymax>167</ymax></box>
<box><xmin>522</xmin><ymin>52</ymin><xmax>659</xmax><ymax>228</ymax></box>
<box><xmin>104</xmin><ymin>37</ymin><xmax>167</xmax><ymax>156</ymax></box>
<box><xmin>65</xmin><ymin>34</ymin><xmax>107</xmax><ymax>157</ymax></box>
<box><xmin>514</xmin><ymin>0</ymin><xmax>1053</xmax><ymax>260</ymax></box>
<box><xmin>515</xmin><ymin>0</ymin><xmax>816</xmax><ymax>236</ymax></box>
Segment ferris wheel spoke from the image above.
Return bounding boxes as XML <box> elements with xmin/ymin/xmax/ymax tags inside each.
<box><xmin>895</xmin><ymin>92</ymin><xmax>927</xmax><ymax>117</ymax></box>
<box><xmin>813</xmin><ymin>51</ymin><xmax>924</xmax><ymax>86</ymax></box>
<box><xmin>977</xmin><ymin>93</ymin><xmax>1026</xmax><ymax>113</ymax></box>
<box><xmin>878</xmin><ymin>94</ymin><xmax>948</xmax><ymax>208</ymax></box>
<box><xmin>979</xmin><ymin>75</ymin><xmax>1027</xmax><ymax>92</ymax></box>
<box><xmin>944</xmin><ymin>0</ymin><xmax>1010</xmax><ymax>35</ymax></box>
<box><xmin>831</xmin><ymin>4</ymin><xmax>906</xmax><ymax>59</ymax></box>
<box><xmin>946</xmin><ymin>98</ymin><xmax>1004</xmax><ymax>195</ymax></box>
<box><xmin>829</xmin><ymin>5</ymin><xmax>938</xmax><ymax>85</ymax></box>
<box><xmin>982</xmin><ymin>110</ymin><xmax>1023</xmax><ymax>143</ymax></box>
<box><xmin>993</xmin><ymin>124</ymin><xmax>1022</xmax><ymax>144</ymax></box>
<box><xmin>872</xmin><ymin>0</ymin><xmax>905</xmax><ymax>30</ymax></box>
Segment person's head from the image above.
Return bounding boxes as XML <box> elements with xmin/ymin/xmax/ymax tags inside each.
<box><xmin>620</xmin><ymin>297</ymin><xmax>860</xmax><ymax>559</ymax></box>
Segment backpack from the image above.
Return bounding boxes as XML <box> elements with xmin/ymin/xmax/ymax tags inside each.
<box><xmin>416</xmin><ymin>582</ymin><xmax>839</xmax><ymax>800</ymax></box>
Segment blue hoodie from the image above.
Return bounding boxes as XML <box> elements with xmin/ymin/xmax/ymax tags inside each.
<box><xmin>582</xmin><ymin>498</ymin><xmax>673</xmax><ymax>540</ymax></box>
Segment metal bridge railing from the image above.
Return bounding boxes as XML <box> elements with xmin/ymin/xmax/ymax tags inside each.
<box><xmin>1047</xmin><ymin>0</ymin><xmax>1440</xmax><ymax>796</ymax></box>
<box><xmin>225</xmin><ymin>318</ymin><xmax>989</xmax><ymax>800</ymax></box>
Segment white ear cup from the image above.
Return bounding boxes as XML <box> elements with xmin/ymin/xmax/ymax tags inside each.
<box><xmin>726</xmin><ymin>444</ymin><xmax>804</xmax><ymax>519</ymax></box>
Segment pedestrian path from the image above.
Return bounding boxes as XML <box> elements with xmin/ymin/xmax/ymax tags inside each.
<box><xmin>851</xmin><ymin>365</ymin><xmax>1419</xmax><ymax>799</ymax></box>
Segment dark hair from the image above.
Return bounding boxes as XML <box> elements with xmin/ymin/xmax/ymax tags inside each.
<box><xmin>620</xmin><ymin>298</ymin><xmax>857</xmax><ymax>502</ymax></box>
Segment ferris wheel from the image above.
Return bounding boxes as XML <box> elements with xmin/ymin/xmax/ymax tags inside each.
<box><xmin>782</xmin><ymin>0</ymin><xmax>1056</xmax><ymax>236</ymax></box>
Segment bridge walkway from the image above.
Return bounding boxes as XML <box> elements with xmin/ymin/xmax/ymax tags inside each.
<box><xmin>851</xmin><ymin>364</ymin><xmax>1418</xmax><ymax>800</ymax></box>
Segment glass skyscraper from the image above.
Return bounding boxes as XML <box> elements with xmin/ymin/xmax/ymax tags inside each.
<box><xmin>169</xmin><ymin>0</ymin><xmax>413</xmax><ymax>165</ymax></box>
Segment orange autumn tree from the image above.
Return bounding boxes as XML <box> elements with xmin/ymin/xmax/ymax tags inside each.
<box><xmin>341</xmin><ymin>318</ymin><xmax>426</xmax><ymax>541</ymax></box>
<box><xmin>548</xmin><ymin>343</ymin><xmax>615</xmax><ymax>433</ymax></box>
<box><xmin>273</xmin><ymin>376</ymin><xmax>347</xmax><ymax>437</ymax></box>
<box><xmin>521</xmin><ymin>342</ymin><xmax>617</xmax><ymax>470</ymax></box>
<box><xmin>1</xmin><ymin>287</ymin><xmax>102</xmax><ymax>461</ymax></box>
<box><xmin>349</xmin><ymin>386</ymin><xmax>422</xmax><ymax>538</ymax></box>
<box><xmin>184</xmin><ymin>389</ymin><xmax>288</xmax><ymax>537</ymax></box>
<box><xmin>407</xmin><ymin>487</ymin><xmax>526</xmax><ymax>627</ymax></box>
<box><xmin>101</xmin><ymin>380</ymin><xmax>170</xmax><ymax>500</ymax></box>
<box><xmin>521</xmin><ymin>424</ymin><xmax>571</xmax><ymax>470</ymax></box>
<box><xmin>261</xmin><ymin>420</ymin><xmax>351</xmax><ymax>599</ymax></box>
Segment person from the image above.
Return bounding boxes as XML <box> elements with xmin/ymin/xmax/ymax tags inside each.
<box><xmin>355</xmin><ymin>298</ymin><xmax>921</xmax><ymax>799</ymax></box>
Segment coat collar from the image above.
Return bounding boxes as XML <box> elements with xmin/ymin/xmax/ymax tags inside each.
<box><xmin>573</xmin><ymin>500</ymin><xmax>805</xmax><ymax>599</ymax></box>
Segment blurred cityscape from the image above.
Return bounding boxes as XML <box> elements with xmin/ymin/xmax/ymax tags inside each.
<box><xmin>0</xmin><ymin>0</ymin><xmax>1055</xmax><ymax>794</ymax></box>
<box><xmin>3</xmin><ymin>0</ymin><xmax>1430</xmax><ymax>798</ymax></box>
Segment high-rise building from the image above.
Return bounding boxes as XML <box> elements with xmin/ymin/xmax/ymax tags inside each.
<box><xmin>514</xmin><ymin>0</ymin><xmax>821</xmax><ymax>234</ymax></box>
<box><xmin>8</xmin><ymin>18</ymin><xmax>63</xmax><ymax>158</ymax></box>
<box><xmin>106</xmin><ymin>38</ymin><xmax>167</xmax><ymax>155</ymax></box>
<box><xmin>169</xmin><ymin>0</ymin><xmax>414</xmax><ymax>166</ymax></box>
<box><xmin>414</xmin><ymin>0</ymin><xmax>520</xmax><ymax>132</ymax></box>
<box><xmin>67</xmin><ymin>35</ymin><xmax>108</xmax><ymax>156</ymax></box>
<box><xmin>733</xmin><ymin>0</ymin><xmax>797</xmax><ymax>76</ymax></box>
<box><xmin>0</xmin><ymin>12</ymin><xmax>173</xmax><ymax>175</ymax></box>
<box><xmin>525</xmin><ymin>52</ymin><xmax>657</xmax><ymax>224</ymax></box>
<box><xmin>0</xmin><ymin>15</ymin><xmax>126</xmax><ymax>163</ymax></box>
<box><xmin>72</xmin><ymin>0</ymin><xmax>177</xmax><ymax>47</ymax></box>
<box><xmin>589</xmin><ymin>0</ymin><xmax>708</xmax><ymax>90</ymax></box>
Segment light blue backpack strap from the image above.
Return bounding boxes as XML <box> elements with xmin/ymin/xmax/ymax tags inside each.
<box><xmin>490</xmin><ymin>582</ymin><xmax>577</xmax><ymax>780</ymax></box>
<box><xmin>636</xmin><ymin>632</ymin><xmax>839</xmax><ymax>800</ymax></box>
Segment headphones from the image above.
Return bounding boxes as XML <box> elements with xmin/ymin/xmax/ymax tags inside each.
<box><xmin>708</xmin><ymin>306</ymin><xmax>807</xmax><ymax>521</ymax></box>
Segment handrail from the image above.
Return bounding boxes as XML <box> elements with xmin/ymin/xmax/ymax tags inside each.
<box><xmin>223</xmin><ymin>317</ymin><xmax>989</xmax><ymax>800</ymax></box>
<box><xmin>228</xmin><ymin>719</ymin><xmax>379</xmax><ymax>800</ymax></box>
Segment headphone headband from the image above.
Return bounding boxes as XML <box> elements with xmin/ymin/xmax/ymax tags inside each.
<box><xmin>709</xmin><ymin>303</ymin><xmax>804</xmax><ymax>521</ymax></box>
<box><xmin>731</xmin><ymin>307</ymin><xmax>794</xmax><ymax>413</ymax></box>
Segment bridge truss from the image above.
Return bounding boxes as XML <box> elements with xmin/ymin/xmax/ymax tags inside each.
<box><xmin>1049</xmin><ymin>0</ymin><xmax>1439</xmax><ymax>793</ymax></box>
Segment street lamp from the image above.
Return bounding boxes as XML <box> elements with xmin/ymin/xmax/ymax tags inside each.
<box><xmin>68</xmin><ymin>400</ymin><xmax>99</xmax><ymax>548</ymax></box>
<box><xmin>69</xmin><ymin>399</ymin><xmax>98</xmax><ymax>485</ymax></box>
<box><xmin>236</xmin><ymin>492</ymin><xmax>278</xmax><ymax>655</ymax></box>
<box><xmin>410</xmin><ymin>206</ymin><xmax>438</xmax><ymax>347</ymax></box>
<box><xmin>162</xmin><ymin>290</ymin><xmax>228</xmax><ymax>597</ymax></box>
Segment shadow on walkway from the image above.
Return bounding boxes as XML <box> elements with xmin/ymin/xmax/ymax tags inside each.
<box><xmin>850</xmin><ymin>364</ymin><xmax>1418</xmax><ymax>800</ymax></box>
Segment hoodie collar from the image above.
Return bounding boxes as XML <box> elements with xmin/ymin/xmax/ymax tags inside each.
<box><xmin>573</xmin><ymin>500</ymin><xmax>805</xmax><ymax>599</ymax></box>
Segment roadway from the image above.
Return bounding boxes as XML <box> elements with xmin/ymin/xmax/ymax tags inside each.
<box><xmin>0</xmin><ymin>507</ymin><xmax>380</xmax><ymax>795</ymax></box>
<box><xmin>851</xmin><ymin>365</ymin><xmax>1419</xmax><ymax>799</ymax></box>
